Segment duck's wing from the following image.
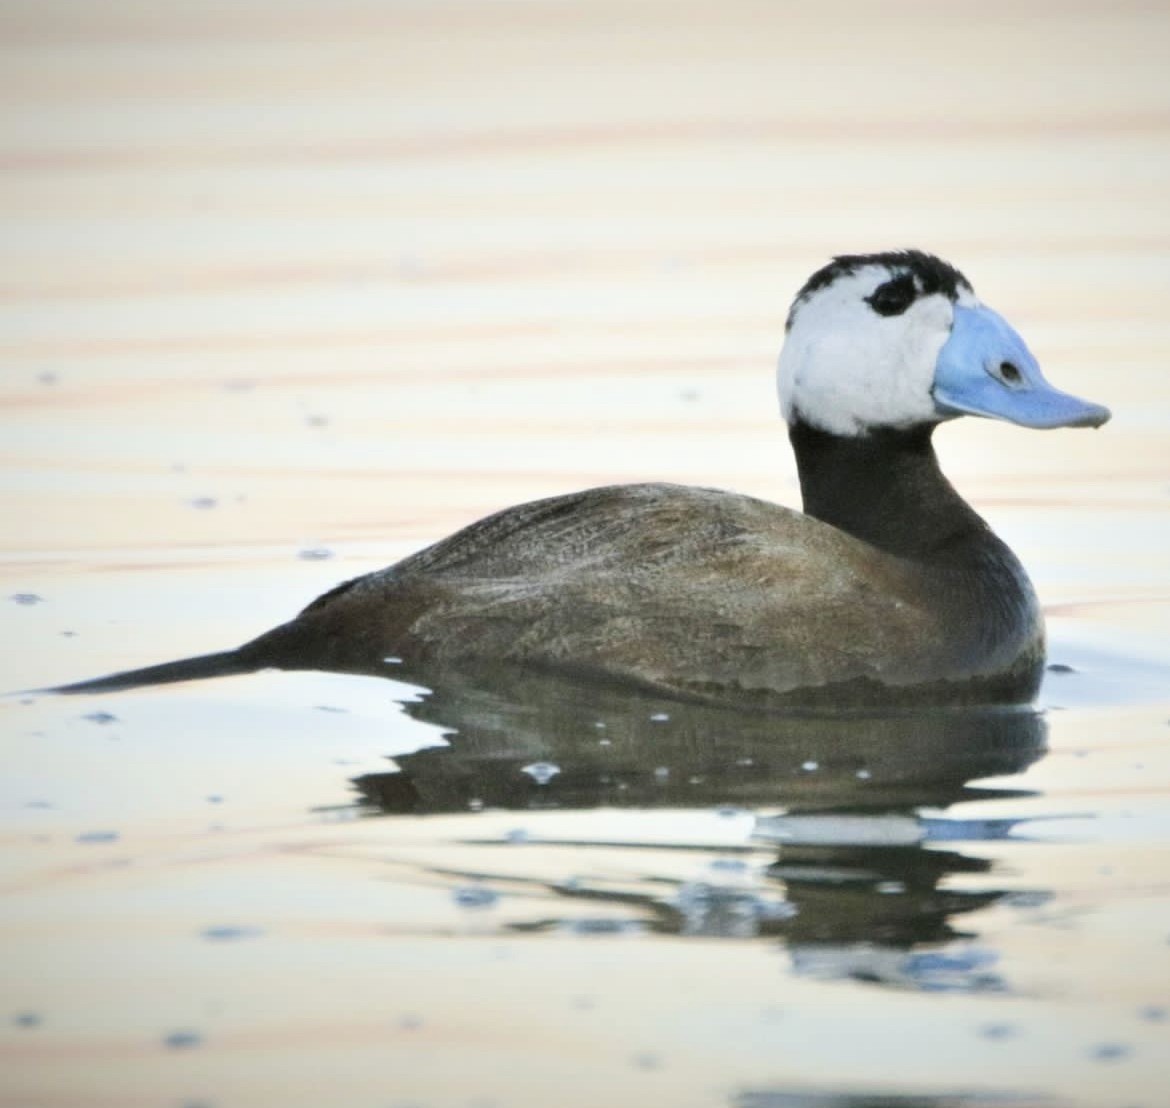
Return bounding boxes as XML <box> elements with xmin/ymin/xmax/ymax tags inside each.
<box><xmin>282</xmin><ymin>483</ymin><xmax>960</xmax><ymax>703</ymax></box>
<box><xmin>392</xmin><ymin>482</ymin><xmax>756</xmax><ymax>578</ymax></box>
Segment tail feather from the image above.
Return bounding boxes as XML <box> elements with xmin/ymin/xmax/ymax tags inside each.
<box><xmin>44</xmin><ymin>650</ymin><xmax>261</xmax><ymax>695</ymax></box>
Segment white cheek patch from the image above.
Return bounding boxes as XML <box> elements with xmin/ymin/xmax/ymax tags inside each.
<box><xmin>778</xmin><ymin>272</ymin><xmax>956</xmax><ymax>437</ymax></box>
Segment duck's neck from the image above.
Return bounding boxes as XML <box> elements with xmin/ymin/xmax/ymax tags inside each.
<box><xmin>789</xmin><ymin>420</ymin><xmax>997</xmax><ymax>563</ymax></box>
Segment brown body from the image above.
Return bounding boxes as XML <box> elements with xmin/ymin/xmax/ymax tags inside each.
<box><xmin>52</xmin><ymin>425</ymin><xmax>1045</xmax><ymax>707</ymax></box>
<box><xmin>53</xmin><ymin>250</ymin><xmax>1096</xmax><ymax>708</ymax></box>
<box><xmin>242</xmin><ymin>430</ymin><xmax>1045</xmax><ymax>709</ymax></box>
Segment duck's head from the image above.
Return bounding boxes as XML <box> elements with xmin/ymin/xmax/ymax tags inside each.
<box><xmin>778</xmin><ymin>250</ymin><xmax>1111</xmax><ymax>437</ymax></box>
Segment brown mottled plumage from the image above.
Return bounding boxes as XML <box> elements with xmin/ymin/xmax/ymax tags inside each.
<box><xmin>47</xmin><ymin>251</ymin><xmax>1108</xmax><ymax>707</ymax></box>
<box><xmin>236</xmin><ymin>478</ymin><xmax>1037</xmax><ymax>706</ymax></box>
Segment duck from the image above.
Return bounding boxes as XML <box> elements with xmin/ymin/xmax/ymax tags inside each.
<box><xmin>52</xmin><ymin>250</ymin><xmax>1110</xmax><ymax>707</ymax></box>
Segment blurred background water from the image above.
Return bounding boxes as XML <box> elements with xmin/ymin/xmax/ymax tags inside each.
<box><xmin>1</xmin><ymin>2</ymin><xmax>1169</xmax><ymax>1106</ymax></box>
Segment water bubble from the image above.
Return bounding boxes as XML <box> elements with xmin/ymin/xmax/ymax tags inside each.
<box><xmin>200</xmin><ymin>926</ymin><xmax>263</xmax><ymax>942</ymax></box>
<box><xmin>1139</xmin><ymin>1005</ymin><xmax>1168</xmax><ymax>1023</ymax></box>
<box><xmin>800</xmin><ymin>760</ymin><xmax>819</xmax><ymax>773</ymax></box>
<box><xmin>1003</xmin><ymin>890</ymin><xmax>1053</xmax><ymax>909</ymax></box>
<box><xmin>653</xmin><ymin>766</ymin><xmax>670</xmax><ymax>782</ymax></box>
<box><xmin>187</xmin><ymin>497</ymin><xmax>217</xmax><ymax>510</ymax></box>
<box><xmin>12</xmin><ymin>1012</ymin><xmax>42</xmax><ymax>1028</ymax></box>
<box><xmin>82</xmin><ymin>711</ymin><xmax>118</xmax><ymax>725</ymax></box>
<box><xmin>454</xmin><ymin>885</ymin><xmax>498</xmax><ymax>910</ymax></box>
<box><xmin>903</xmin><ymin>947</ymin><xmax>998</xmax><ymax>988</ymax></box>
<box><xmin>593</xmin><ymin>721</ymin><xmax>607</xmax><ymax>729</ymax></box>
<box><xmin>709</xmin><ymin>858</ymin><xmax>748</xmax><ymax>873</ymax></box>
<box><xmin>598</xmin><ymin>738</ymin><xmax>612</xmax><ymax>746</ymax></box>
<box><xmin>979</xmin><ymin>1022</ymin><xmax>1017</xmax><ymax>1041</ymax></box>
<box><xmin>876</xmin><ymin>881</ymin><xmax>906</xmax><ymax>895</ymax></box>
<box><xmin>855</xmin><ymin>769</ymin><xmax>872</xmax><ymax>780</ymax></box>
<box><xmin>561</xmin><ymin>918</ymin><xmax>645</xmax><ymax>936</ymax></box>
<box><xmin>75</xmin><ymin>830</ymin><xmax>120</xmax><ymax>844</ymax></box>
<box><xmin>468</xmin><ymin>798</ymin><xmax>484</xmax><ymax>812</ymax></box>
<box><xmin>10</xmin><ymin>593</ymin><xmax>44</xmax><ymax>606</ymax></box>
<box><xmin>383</xmin><ymin>656</ymin><xmax>404</xmax><ymax>665</ymax></box>
<box><xmin>1089</xmin><ymin>1042</ymin><xmax>1131</xmax><ymax>1062</ymax></box>
<box><xmin>505</xmin><ymin>828</ymin><xmax>531</xmax><ymax>844</ymax></box>
<box><xmin>649</xmin><ymin>712</ymin><xmax>670</xmax><ymax>722</ymax></box>
<box><xmin>163</xmin><ymin>1030</ymin><xmax>204</xmax><ymax>1050</ymax></box>
<box><xmin>297</xmin><ymin>547</ymin><xmax>333</xmax><ymax>561</ymax></box>
<box><xmin>520</xmin><ymin>761</ymin><xmax>560</xmax><ymax>786</ymax></box>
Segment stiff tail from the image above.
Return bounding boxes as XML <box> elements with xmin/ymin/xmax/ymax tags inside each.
<box><xmin>44</xmin><ymin>650</ymin><xmax>261</xmax><ymax>695</ymax></box>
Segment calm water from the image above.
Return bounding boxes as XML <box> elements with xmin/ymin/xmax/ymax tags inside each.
<box><xmin>3</xmin><ymin>2</ymin><xmax>1170</xmax><ymax>1105</ymax></box>
<box><xmin>3</xmin><ymin>546</ymin><xmax>1170</xmax><ymax>1107</ymax></box>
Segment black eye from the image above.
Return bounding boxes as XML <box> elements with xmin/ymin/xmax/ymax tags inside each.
<box><xmin>999</xmin><ymin>361</ymin><xmax>1022</xmax><ymax>384</ymax></box>
<box><xmin>866</xmin><ymin>274</ymin><xmax>917</xmax><ymax>317</ymax></box>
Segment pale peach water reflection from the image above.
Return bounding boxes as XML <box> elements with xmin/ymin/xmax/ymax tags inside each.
<box><xmin>3</xmin><ymin>1</ymin><xmax>1170</xmax><ymax>1106</ymax></box>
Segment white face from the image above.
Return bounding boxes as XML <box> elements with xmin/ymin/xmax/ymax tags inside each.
<box><xmin>778</xmin><ymin>263</ymin><xmax>979</xmax><ymax>437</ymax></box>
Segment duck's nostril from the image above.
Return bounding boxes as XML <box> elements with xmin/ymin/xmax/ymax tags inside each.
<box><xmin>999</xmin><ymin>361</ymin><xmax>1022</xmax><ymax>384</ymax></box>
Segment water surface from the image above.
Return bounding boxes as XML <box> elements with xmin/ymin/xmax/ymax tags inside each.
<box><xmin>2</xmin><ymin>3</ymin><xmax>1170</xmax><ymax>1106</ymax></box>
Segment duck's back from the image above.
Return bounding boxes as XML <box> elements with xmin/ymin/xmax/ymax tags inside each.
<box><xmin>257</xmin><ymin>483</ymin><xmax>1041</xmax><ymax>706</ymax></box>
<box><xmin>395</xmin><ymin>483</ymin><xmax>823</xmax><ymax>579</ymax></box>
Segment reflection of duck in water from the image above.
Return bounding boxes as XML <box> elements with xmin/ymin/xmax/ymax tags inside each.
<box><xmin>53</xmin><ymin>250</ymin><xmax>1108</xmax><ymax>706</ymax></box>
<box><xmin>351</xmin><ymin>669</ymin><xmax>1050</xmax><ymax>990</ymax></box>
<box><xmin>352</xmin><ymin>663</ymin><xmax>1048</xmax><ymax>815</ymax></box>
